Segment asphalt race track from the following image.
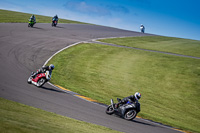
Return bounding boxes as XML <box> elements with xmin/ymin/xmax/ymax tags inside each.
<box><xmin>0</xmin><ymin>23</ymin><xmax>181</xmax><ymax>133</ymax></box>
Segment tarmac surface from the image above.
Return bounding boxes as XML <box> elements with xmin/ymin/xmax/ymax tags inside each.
<box><xmin>0</xmin><ymin>23</ymin><xmax>182</xmax><ymax>133</ymax></box>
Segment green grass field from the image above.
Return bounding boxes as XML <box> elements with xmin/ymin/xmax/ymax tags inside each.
<box><xmin>99</xmin><ymin>36</ymin><xmax>200</xmax><ymax>57</ymax></box>
<box><xmin>0</xmin><ymin>9</ymin><xmax>88</xmax><ymax>24</ymax></box>
<box><xmin>0</xmin><ymin>98</ymin><xmax>120</xmax><ymax>133</ymax></box>
<box><xmin>48</xmin><ymin>42</ymin><xmax>200</xmax><ymax>133</ymax></box>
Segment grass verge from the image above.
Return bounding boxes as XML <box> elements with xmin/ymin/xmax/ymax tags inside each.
<box><xmin>48</xmin><ymin>42</ymin><xmax>200</xmax><ymax>133</ymax></box>
<box><xmin>99</xmin><ymin>36</ymin><xmax>200</xmax><ymax>57</ymax></box>
<box><xmin>0</xmin><ymin>9</ymin><xmax>88</xmax><ymax>24</ymax></box>
<box><xmin>0</xmin><ymin>97</ymin><xmax>120</xmax><ymax>133</ymax></box>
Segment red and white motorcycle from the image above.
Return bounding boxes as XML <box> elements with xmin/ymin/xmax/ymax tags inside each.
<box><xmin>27</xmin><ymin>71</ymin><xmax>51</xmax><ymax>87</ymax></box>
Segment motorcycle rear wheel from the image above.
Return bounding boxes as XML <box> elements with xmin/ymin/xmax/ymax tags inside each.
<box><xmin>106</xmin><ymin>105</ymin><xmax>114</xmax><ymax>115</ymax></box>
<box><xmin>37</xmin><ymin>78</ymin><xmax>46</xmax><ymax>87</ymax></box>
<box><xmin>124</xmin><ymin>110</ymin><xmax>137</xmax><ymax>120</ymax></box>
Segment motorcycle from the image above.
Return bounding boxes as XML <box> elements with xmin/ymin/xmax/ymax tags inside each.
<box><xmin>28</xmin><ymin>19</ymin><xmax>35</xmax><ymax>27</ymax></box>
<box><xmin>52</xmin><ymin>18</ymin><xmax>57</xmax><ymax>27</ymax></box>
<box><xmin>106</xmin><ymin>98</ymin><xmax>140</xmax><ymax>120</ymax></box>
<box><xmin>27</xmin><ymin>71</ymin><xmax>51</xmax><ymax>87</ymax></box>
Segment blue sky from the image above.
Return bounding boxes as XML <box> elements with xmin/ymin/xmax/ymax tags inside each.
<box><xmin>0</xmin><ymin>0</ymin><xmax>199</xmax><ymax>40</ymax></box>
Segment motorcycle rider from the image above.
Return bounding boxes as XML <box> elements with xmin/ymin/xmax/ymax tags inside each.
<box><xmin>52</xmin><ymin>15</ymin><xmax>59</xmax><ymax>22</ymax></box>
<box><xmin>140</xmin><ymin>24</ymin><xmax>145</xmax><ymax>33</ymax></box>
<box><xmin>31</xmin><ymin>64</ymin><xmax>55</xmax><ymax>78</ymax></box>
<box><xmin>115</xmin><ymin>92</ymin><xmax>141</xmax><ymax>108</ymax></box>
<box><xmin>29</xmin><ymin>15</ymin><xmax>36</xmax><ymax>23</ymax></box>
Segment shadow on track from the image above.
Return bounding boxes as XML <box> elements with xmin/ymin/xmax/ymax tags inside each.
<box><xmin>40</xmin><ymin>86</ymin><xmax>65</xmax><ymax>93</ymax></box>
<box><xmin>31</xmin><ymin>27</ymin><xmax>44</xmax><ymax>30</ymax></box>
<box><xmin>131</xmin><ymin>119</ymin><xmax>156</xmax><ymax>127</ymax></box>
<box><xmin>112</xmin><ymin>114</ymin><xmax>156</xmax><ymax>128</ymax></box>
<box><xmin>51</xmin><ymin>25</ymin><xmax>65</xmax><ymax>29</ymax></box>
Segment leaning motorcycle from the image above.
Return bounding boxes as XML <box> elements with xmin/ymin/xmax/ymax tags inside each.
<box><xmin>106</xmin><ymin>99</ymin><xmax>140</xmax><ymax>120</ymax></box>
<box><xmin>27</xmin><ymin>71</ymin><xmax>51</xmax><ymax>87</ymax></box>
<box><xmin>52</xmin><ymin>18</ymin><xmax>57</xmax><ymax>27</ymax></box>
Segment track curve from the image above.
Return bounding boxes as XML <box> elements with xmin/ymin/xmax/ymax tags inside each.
<box><xmin>0</xmin><ymin>23</ymin><xmax>181</xmax><ymax>133</ymax></box>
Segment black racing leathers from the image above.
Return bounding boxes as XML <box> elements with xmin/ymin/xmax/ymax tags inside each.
<box><xmin>116</xmin><ymin>95</ymin><xmax>137</xmax><ymax>108</ymax></box>
<box><xmin>122</xmin><ymin>95</ymin><xmax>137</xmax><ymax>103</ymax></box>
<box><xmin>32</xmin><ymin>66</ymin><xmax>51</xmax><ymax>78</ymax></box>
<box><xmin>37</xmin><ymin>66</ymin><xmax>51</xmax><ymax>73</ymax></box>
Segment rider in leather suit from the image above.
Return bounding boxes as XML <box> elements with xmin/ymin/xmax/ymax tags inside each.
<box><xmin>32</xmin><ymin>64</ymin><xmax>54</xmax><ymax>78</ymax></box>
<box><xmin>52</xmin><ymin>15</ymin><xmax>58</xmax><ymax>22</ymax></box>
<box><xmin>115</xmin><ymin>92</ymin><xmax>141</xmax><ymax>108</ymax></box>
<box><xmin>29</xmin><ymin>15</ymin><xmax>36</xmax><ymax>23</ymax></box>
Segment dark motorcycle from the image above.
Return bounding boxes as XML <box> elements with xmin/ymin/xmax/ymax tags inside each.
<box><xmin>106</xmin><ymin>98</ymin><xmax>140</xmax><ymax>120</ymax></box>
<box><xmin>52</xmin><ymin>18</ymin><xmax>57</xmax><ymax>27</ymax></box>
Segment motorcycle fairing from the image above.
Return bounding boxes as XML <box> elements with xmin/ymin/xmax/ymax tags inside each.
<box><xmin>32</xmin><ymin>73</ymin><xmax>46</xmax><ymax>82</ymax></box>
<box><xmin>117</xmin><ymin>103</ymin><xmax>136</xmax><ymax>116</ymax></box>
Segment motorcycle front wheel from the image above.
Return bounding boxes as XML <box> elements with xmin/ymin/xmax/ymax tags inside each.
<box><xmin>105</xmin><ymin>105</ymin><xmax>114</xmax><ymax>115</ymax></box>
<box><xmin>124</xmin><ymin>110</ymin><xmax>137</xmax><ymax>120</ymax></box>
<box><xmin>27</xmin><ymin>76</ymin><xmax>32</xmax><ymax>84</ymax></box>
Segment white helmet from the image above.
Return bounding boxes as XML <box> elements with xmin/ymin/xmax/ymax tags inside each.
<box><xmin>135</xmin><ymin>92</ymin><xmax>141</xmax><ymax>100</ymax></box>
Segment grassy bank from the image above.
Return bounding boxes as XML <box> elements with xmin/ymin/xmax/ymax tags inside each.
<box><xmin>99</xmin><ymin>36</ymin><xmax>200</xmax><ymax>57</ymax></box>
<box><xmin>0</xmin><ymin>98</ymin><xmax>120</xmax><ymax>133</ymax></box>
<box><xmin>0</xmin><ymin>9</ymin><xmax>88</xmax><ymax>24</ymax></box>
<box><xmin>48</xmin><ymin>42</ymin><xmax>200</xmax><ymax>133</ymax></box>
